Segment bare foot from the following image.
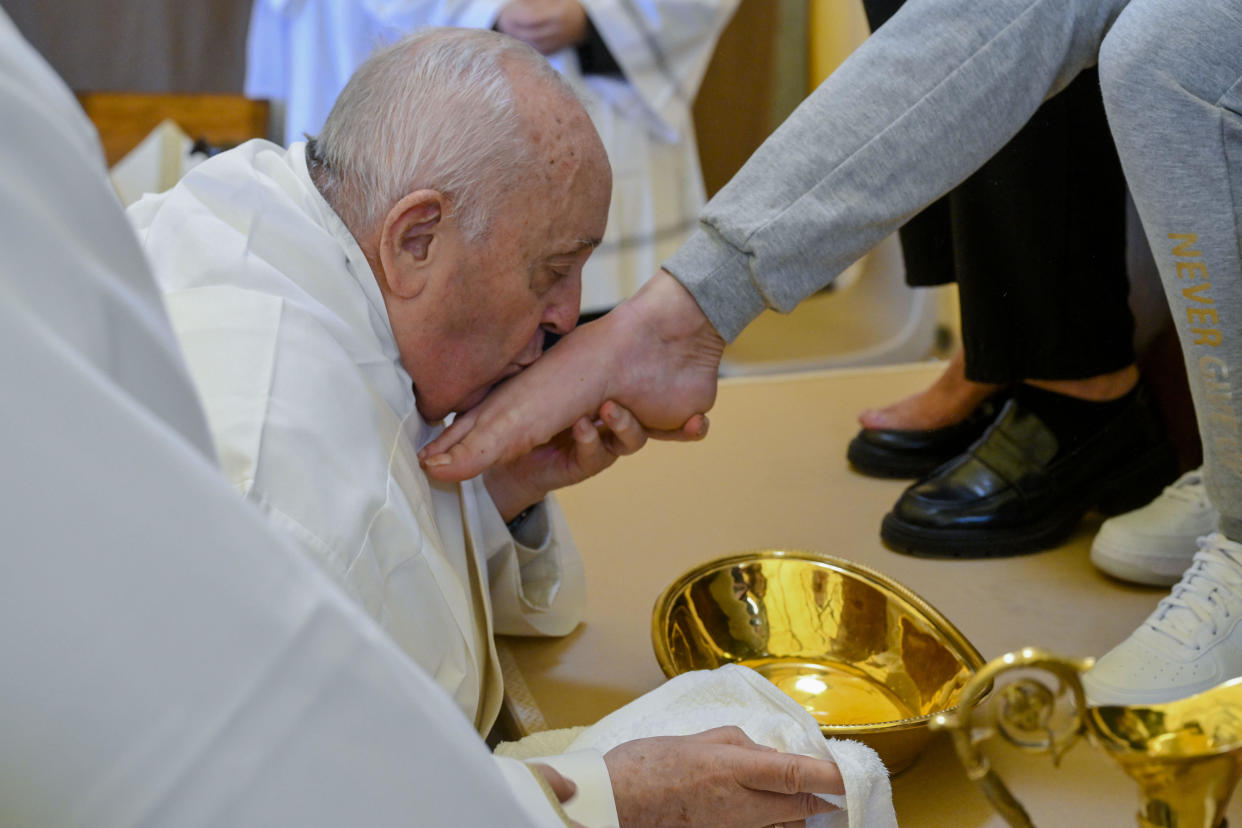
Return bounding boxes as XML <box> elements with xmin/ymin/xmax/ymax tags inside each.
<box><xmin>858</xmin><ymin>350</ymin><xmax>1002</xmax><ymax>431</ymax></box>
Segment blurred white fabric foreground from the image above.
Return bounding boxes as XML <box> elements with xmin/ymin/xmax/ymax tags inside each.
<box><xmin>502</xmin><ymin>664</ymin><xmax>897</xmax><ymax>828</ymax></box>
<box><xmin>0</xmin><ymin>8</ymin><xmax>579</xmax><ymax>826</ymax></box>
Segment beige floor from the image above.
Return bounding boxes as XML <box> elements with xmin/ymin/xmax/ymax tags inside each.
<box><xmin>500</xmin><ymin>362</ymin><xmax>1234</xmax><ymax>827</ymax></box>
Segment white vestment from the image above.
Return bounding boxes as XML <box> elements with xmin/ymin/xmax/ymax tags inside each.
<box><xmin>0</xmin><ymin>8</ymin><xmax>597</xmax><ymax>827</ymax></box>
<box><xmin>128</xmin><ymin>138</ymin><xmax>588</xmax><ymax>736</ymax></box>
<box><xmin>244</xmin><ymin>0</ymin><xmax>738</xmax><ymax>311</ymax></box>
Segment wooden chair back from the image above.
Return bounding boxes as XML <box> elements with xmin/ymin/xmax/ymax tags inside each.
<box><xmin>77</xmin><ymin>92</ymin><xmax>271</xmax><ymax>166</ymax></box>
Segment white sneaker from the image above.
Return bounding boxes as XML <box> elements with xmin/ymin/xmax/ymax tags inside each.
<box><xmin>1090</xmin><ymin>467</ymin><xmax>1219</xmax><ymax>586</ymax></box>
<box><xmin>1083</xmin><ymin>534</ymin><xmax>1242</xmax><ymax>706</ymax></box>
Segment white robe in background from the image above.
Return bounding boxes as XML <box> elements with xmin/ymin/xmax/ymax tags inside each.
<box><xmin>0</xmin><ymin>8</ymin><xmax>593</xmax><ymax>826</ymax></box>
<box><xmin>128</xmin><ymin>138</ymin><xmax>588</xmax><ymax>738</ymax></box>
<box><xmin>244</xmin><ymin>0</ymin><xmax>738</xmax><ymax>311</ymax></box>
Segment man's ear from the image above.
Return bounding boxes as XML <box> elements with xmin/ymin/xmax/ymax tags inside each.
<box><xmin>377</xmin><ymin>189</ymin><xmax>449</xmax><ymax>299</ymax></box>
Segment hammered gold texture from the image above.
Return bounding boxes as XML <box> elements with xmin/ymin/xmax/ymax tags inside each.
<box><xmin>935</xmin><ymin>649</ymin><xmax>1242</xmax><ymax>827</ymax></box>
<box><xmin>653</xmin><ymin>550</ymin><xmax>985</xmax><ymax>773</ymax></box>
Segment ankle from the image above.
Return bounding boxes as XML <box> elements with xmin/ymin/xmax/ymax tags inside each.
<box><xmin>1025</xmin><ymin>365</ymin><xmax>1139</xmax><ymax>402</ymax></box>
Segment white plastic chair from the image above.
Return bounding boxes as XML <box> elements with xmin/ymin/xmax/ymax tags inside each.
<box><xmin>719</xmin><ymin>233</ymin><xmax>946</xmax><ymax>376</ymax></box>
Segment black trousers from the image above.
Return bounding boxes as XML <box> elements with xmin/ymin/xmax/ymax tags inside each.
<box><xmin>862</xmin><ymin>0</ymin><xmax>1136</xmax><ymax>384</ymax></box>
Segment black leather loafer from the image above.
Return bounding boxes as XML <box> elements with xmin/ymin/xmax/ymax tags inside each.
<box><xmin>847</xmin><ymin>396</ymin><xmax>1005</xmax><ymax>479</ymax></box>
<box><xmin>880</xmin><ymin>386</ymin><xmax>1178</xmax><ymax>557</ymax></box>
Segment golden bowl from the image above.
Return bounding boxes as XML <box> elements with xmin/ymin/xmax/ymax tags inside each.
<box><xmin>652</xmin><ymin>549</ymin><xmax>985</xmax><ymax>773</ymax></box>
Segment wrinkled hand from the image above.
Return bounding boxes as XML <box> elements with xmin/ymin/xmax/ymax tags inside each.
<box><xmin>605</xmin><ymin>727</ymin><xmax>843</xmax><ymax>827</ymax></box>
<box><xmin>421</xmin><ymin>271</ymin><xmax>724</xmax><ymax>482</ymax></box>
<box><xmin>496</xmin><ymin>0</ymin><xmax>589</xmax><ymax>55</ymax></box>
<box><xmin>482</xmin><ymin>399</ymin><xmax>654</xmax><ymax>521</ymax></box>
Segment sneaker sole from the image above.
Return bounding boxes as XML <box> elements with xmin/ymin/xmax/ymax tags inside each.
<box><xmin>880</xmin><ymin>440</ymin><xmax>1179</xmax><ymax>558</ymax></box>
<box><xmin>1089</xmin><ymin>534</ymin><xmax>1194</xmax><ymax>586</ymax></box>
<box><xmin>1089</xmin><ymin>545</ymin><xmax>1186</xmax><ymax>586</ymax></box>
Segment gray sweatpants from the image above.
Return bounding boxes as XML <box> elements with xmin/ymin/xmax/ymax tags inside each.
<box><xmin>665</xmin><ymin>0</ymin><xmax>1242</xmax><ymax>537</ymax></box>
<box><xmin>1102</xmin><ymin>0</ymin><xmax>1242</xmax><ymax>539</ymax></box>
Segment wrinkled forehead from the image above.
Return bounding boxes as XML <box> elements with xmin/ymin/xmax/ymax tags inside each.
<box><xmin>509</xmin><ymin>66</ymin><xmax>609</xmax><ymax>182</ymax></box>
<box><xmin>489</xmin><ymin>67</ymin><xmax>610</xmax><ymax>256</ymax></box>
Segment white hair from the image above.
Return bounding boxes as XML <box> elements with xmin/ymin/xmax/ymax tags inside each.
<box><xmin>311</xmin><ymin>27</ymin><xmax>573</xmax><ymax>240</ymax></box>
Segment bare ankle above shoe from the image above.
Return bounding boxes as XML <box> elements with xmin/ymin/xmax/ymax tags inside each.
<box><xmin>1024</xmin><ymin>364</ymin><xmax>1139</xmax><ymax>402</ymax></box>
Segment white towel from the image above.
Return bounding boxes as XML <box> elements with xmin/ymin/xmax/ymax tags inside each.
<box><xmin>564</xmin><ymin>663</ymin><xmax>898</xmax><ymax>828</ymax></box>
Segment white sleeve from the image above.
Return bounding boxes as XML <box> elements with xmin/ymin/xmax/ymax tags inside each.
<box><xmin>468</xmin><ymin>479</ymin><xmax>587</xmax><ymax>637</ymax></box>
<box><xmin>494</xmin><ymin>752</ymin><xmax>620</xmax><ymax>828</ymax></box>
<box><xmin>520</xmin><ymin>750</ymin><xmax>620</xmax><ymax>828</ymax></box>
<box><xmin>577</xmin><ymin>0</ymin><xmax>739</xmax><ymax>139</ymax></box>
<box><xmin>360</xmin><ymin>0</ymin><xmax>507</xmax><ymax>29</ymax></box>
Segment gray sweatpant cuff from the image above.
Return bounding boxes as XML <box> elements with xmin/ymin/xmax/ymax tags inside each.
<box><xmin>663</xmin><ymin>227</ymin><xmax>766</xmax><ymax>343</ymax></box>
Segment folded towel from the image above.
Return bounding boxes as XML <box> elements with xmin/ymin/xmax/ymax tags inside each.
<box><xmin>495</xmin><ymin>726</ymin><xmax>585</xmax><ymax>759</ymax></box>
<box><xmin>563</xmin><ymin>664</ymin><xmax>897</xmax><ymax>828</ymax></box>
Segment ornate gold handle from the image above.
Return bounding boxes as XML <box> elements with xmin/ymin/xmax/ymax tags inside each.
<box><xmin>930</xmin><ymin>647</ymin><xmax>1095</xmax><ymax>828</ymax></box>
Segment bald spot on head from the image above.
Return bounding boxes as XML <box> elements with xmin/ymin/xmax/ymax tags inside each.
<box><xmin>505</xmin><ymin>59</ymin><xmax>610</xmax><ymax>208</ymax></box>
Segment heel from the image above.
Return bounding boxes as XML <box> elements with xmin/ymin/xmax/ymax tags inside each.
<box><xmin>1096</xmin><ymin>441</ymin><xmax>1179</xmax><ymax>516</ymax></box>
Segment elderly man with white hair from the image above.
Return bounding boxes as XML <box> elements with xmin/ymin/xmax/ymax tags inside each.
<box><xmin>244</xmin><ymin>0</ymin><xmax>738</xmax><ymax>315</ymax></box>
<box><xmin>132</xmin><ymin>26</ymin><xmax>610</xmax><ymax>735</ymax></box>
<box><xmin>127</xmin><ymin>26</ymin><xmax>840</xmax><ymax>827</ymax></box>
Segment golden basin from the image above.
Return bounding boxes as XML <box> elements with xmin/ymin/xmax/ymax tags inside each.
<box><xmin>652</xmin><ymin>549</ymin><xmax>985</xmax><ymax>773</ymax></box>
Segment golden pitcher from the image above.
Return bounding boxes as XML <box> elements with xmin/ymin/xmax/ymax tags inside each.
<box><xmin>931</xmin><ymin>647</ymin><xmax>1242</xmax><ymax>827</ymax></box>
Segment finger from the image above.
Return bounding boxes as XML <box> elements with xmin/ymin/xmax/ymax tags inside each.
<box><xmin>571</xmin><ymin>414</ymin><xmax>610</xmax><ymax>465</ymax></box>
<box><xmin>735</xmin><ymin>752</ymin><xmax>845</xmax><ymax>798</ymax></box>
<box><xmin>683</xmin><ymin>413</ymin><xmax>710</xmax><ymax>440</ymax></box>
<box><xmin>598</xmin><ymin>400</ymin><xmax>647</xmax><ymax>455</ymax></box>
<box><xmin>573</xmin><ymin>415</ymin><xmax>623</xmax><ymax>478</ymax></box>
<box><xmin>571</xmin><ymin>414</ymin><xmax>598</xmax><ymax>444</ymax></box>
<box><xmin>683</xmin><ymin>725</ymin><xmax>759</xmax><ymax>748</ymax></box>
<box><xmin>644</xmin><ymin>413</ymin><xmax>710</xmax><ymax>443</ymax></box>
<box><xmin>528</xmin><ymin>762</ymin><xmax>578</xmax><ymax>803</ymax></box>
<box><xmin>744</xmin><ymin>790</ymin><xmax>838</xmax><ymax>824</ymax></box>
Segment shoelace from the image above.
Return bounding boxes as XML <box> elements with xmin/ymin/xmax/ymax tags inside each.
<box><xmin>1161</xmin><ymin>468</ymin><xmax>1208</xmax><ymax>508</ymax></box>
<box><xmin>1146</xmin><ymin>534</ymin><xmax>1242</xmax><ymax>651</ymax></box>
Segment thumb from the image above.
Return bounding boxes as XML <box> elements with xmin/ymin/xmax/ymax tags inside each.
<box><xmin>528</xmin><ymin>762</ymin><xmax>578</xmax><ymax>803</ymax></box>
<box><xmin>734</xmin><ymin>752</ymin><xmax>845</xmax><ymax>797</ymax></box>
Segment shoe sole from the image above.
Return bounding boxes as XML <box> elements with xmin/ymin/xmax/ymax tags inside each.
<box><xmin>880</xmin><ymin>441</ymin><xmax>1179</xmax><ymax>558</ymax></box>
<box><xmin>1089</xmin><ymin>534</ymin><xmax>1194</xmax><ymax>586</ymax></box>
<box><xmin>1089</xmin><ymin>544</ymin><xmax>1186</xmax><ymax>586</ymax></box>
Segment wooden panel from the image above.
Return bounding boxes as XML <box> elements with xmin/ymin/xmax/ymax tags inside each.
<box><xmin>693</xmin><ymin>0</ymin><xmax>869</xmax><ymax>198</ymax></box>
<box><xmin>692</xmin><ymin>0</ymin><xmax>779</xmax><ymax>197</ymax></box>
<box><xmin>77</xmin><ymin>92</ymin><xmax>270</xmax><ymax>167</ymax></box>
<box><xmin>6</xmin><ymin>0</ymin><xmax>251</xmax><ymax>94</ymax></box>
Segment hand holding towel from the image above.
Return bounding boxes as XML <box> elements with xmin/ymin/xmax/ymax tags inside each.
<box><xmin>565</xmin><ymin>663</ymin><xmax>898</xmax><ymax>828</ymax></box>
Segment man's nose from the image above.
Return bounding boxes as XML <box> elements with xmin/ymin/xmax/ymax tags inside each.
<box><xmin>542</xmin><ymin>276</ymin><xmax>582</xmax><ymax>335</ymax></box>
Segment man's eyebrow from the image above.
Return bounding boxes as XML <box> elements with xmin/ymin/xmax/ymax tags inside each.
<box><xmin>553</xmin><ymin>237</ymin><xmax>602</xmax><ymax>257</ymax></box>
